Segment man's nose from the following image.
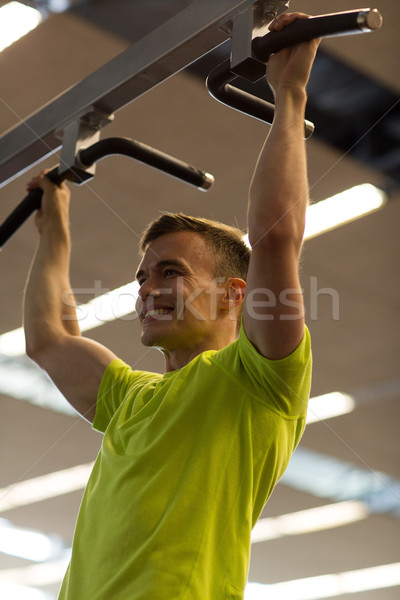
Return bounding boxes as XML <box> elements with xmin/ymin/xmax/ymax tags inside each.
<box><xmin>137</xmin><ymin>278</ymin><xmax>161</xmax><ymax>301</ymax></box>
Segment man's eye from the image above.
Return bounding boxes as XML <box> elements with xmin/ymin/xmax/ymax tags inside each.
<box><xmin>164</xmin><ymin>269</ymin><xmax>178</xmax><ymax>277</ymax></box>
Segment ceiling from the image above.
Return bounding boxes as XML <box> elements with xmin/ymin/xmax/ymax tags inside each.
<box><xmin>0</xmin><ymin>0</ymin><xmax>399</xmax><ymax>598</ymax></box>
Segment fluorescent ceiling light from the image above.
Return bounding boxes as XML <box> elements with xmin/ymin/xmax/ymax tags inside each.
<box><xmin>0</xmin><ymin>555</ymin><xmax>71</xmax><ymax>587</ymax></box>
<box><xmin>0</xmin><ymin>2</ymin><xmax>43</xmax><ymax>53</ymax></box>
<box><xmin>2</xmin><ymin>559</ymin><xmax>400</xmax><ymax>599</ymax></box>
<box><xmin>243</xmin><ymin>183</ymin><xmax>386</xmax><ymax>248</ymax></box>
<box><xmin>74</xmin><ymin>280</ymin><xmax>139</xmax><ymax>331</ymax></box>
<box><xmin>281</xmin><ymin>446</ymin><xmax>400</xmax><ymax>517</ymax></box>
<box><xmin>306</xmin><ymin>392</ymin><xmax>355</xmax><ymax>424</ymax></box>
<box><xmin>0</xmin><ymin>518</ymin><xmax>63</xmax><ymax>562</ymax></box>
<box><xmin>0</xmin><ymin>581</ymin><xmax>51</xmax><ymax>600</ymax></box>
<box><xmin>245</xmin><ymin>562</ymin><xmax>400</xmax><ymax>599</ymax></box>
<box><xmin>47</xmin><ymin>0</ymin><xmax>70</xmax><ymax>12</ymax></box>
<box><xmin>304</xmin><ymin>183</ymin><xmax>386</xmax><ymax>240</ymax></box>
<box><xmin>0</xmin><ymin>353</ymin><xmax>75</xmax><ymax>415</ymax></box>
<box><xmin>0</xmin><ymin>328</ymin><xmax>28</xmax><ymax>357</ymax></box>
<box><xmin>0</xmin><ymin>280</ymin><xmax>139</xmax><ymax>357</ymax></box>
<box><xmin>0</xmin><ymin>462</ymin><xmax>94</xmax><ymax>512</ymax></box>
<box><xmin>251</xmin><ymin>500</ymin><xmax>368</xmax><ymax>543</ymax></box>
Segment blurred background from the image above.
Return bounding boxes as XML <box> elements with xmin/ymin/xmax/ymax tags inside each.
<box><xmin>0</xmin><ymin>1</ymin><xmax>399</xmax><ymax>598</ymax></box>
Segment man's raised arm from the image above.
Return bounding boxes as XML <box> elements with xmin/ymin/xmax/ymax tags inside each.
<box><xmin>243</xmin><ymin>12</ymin><xmax>319</xmax><ymax>360</ymax></box>
<box><xmin>23</xmin><ymin>172</ymin><xmax>117</xmax><ymax>422</ymax></box>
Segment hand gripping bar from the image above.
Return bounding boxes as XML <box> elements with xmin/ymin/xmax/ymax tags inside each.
<box><xmin>0</xmin><ymin>137</ymin><xmax>214</xmax><ymax>249</ymax></box>
<box><xmin>207</xmin><ymin>9</ymin><xmax>382</xmax><ymax>134</ymax></box>
<box><xmin>252</xmin><ymin>8</ymin><xmax>383</xmax><ymax>62</ymax></box>
<box><xmin>0</xmin><ymin>166</ymin><xmax>62</xmax><ymax>250</ymax></box>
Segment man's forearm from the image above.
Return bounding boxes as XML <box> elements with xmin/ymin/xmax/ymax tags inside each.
<box><xmin>242</xmin><ymin>14</ymin><xmax>319</xmax><ymax>359</ymax></box>
<box><xmin>24</xmin><ymin>201</ymin><xmax>80</xmax><ymax>357</ymax></box>
<box><xmin>247</xmin><ymin>13</ymin><xmax>319</xmax><ymax>250</ymax></box>
<box><xmin>248</xmin><ymin>88</ymin><xmax>309</xmax><ymax>249</ymax></box>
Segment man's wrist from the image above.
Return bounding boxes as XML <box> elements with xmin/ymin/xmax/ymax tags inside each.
<box><xmin>274</xmin><ymin>86</ymin><xmax>307</xmax><ymax>106</ymax></box>
<box><xmin>273</xmin><ymin>88</ymin><xmax>308</xmax><ymax>124</ymax></box>
<box><xmin>39</xmin><ymin>213</ymin><xmax>70</xmax><ymax>246</ymax></box>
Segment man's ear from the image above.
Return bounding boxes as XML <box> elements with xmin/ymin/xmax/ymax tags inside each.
<box><xmin>221</xmin><ymin>278</ymin><xmax>246</xmax><ymax>309</ymax></box>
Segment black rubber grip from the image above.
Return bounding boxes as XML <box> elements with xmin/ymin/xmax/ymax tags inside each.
<box><xmin>0</xmin><ymin>167</ymin><xmax>61</xmax><ymax>249</ymax></box>
<box><xmin>252</xmin><ymin>9</ymin><xmax>383</xmax><ymax>62</ymax></box>
<box><xmin>78</xmin><ymin>138</ymin><xmax>213</xmax><ymax>191</ymax></box>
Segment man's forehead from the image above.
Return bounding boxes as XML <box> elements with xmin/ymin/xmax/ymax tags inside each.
<box><xmin>136</xmin><ymin>257</ymin><xmax>186</xmax><ymax>279</ymax></box>
<box><xmin>136</xmin><ymin>231</ymin><xmax>213</xmax><ymax>275</ymax></box>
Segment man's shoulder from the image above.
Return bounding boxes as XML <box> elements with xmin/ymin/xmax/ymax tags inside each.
<box><xmin>100</xmin><ymin>358</ymin><xmax>163</xmax><ymax>396</ymax></box>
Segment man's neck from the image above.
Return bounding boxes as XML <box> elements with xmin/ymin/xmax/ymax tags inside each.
<box><xmin>162</xmin><ymin>329</ymin><xmax>238</xmax><ymax>372</ymax></box>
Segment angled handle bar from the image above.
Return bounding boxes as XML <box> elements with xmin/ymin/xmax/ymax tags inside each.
<box><xmin>206</xmin><ymin>59</ymin><xmax>314</xmax><ymax>138</ymax></box>
<box><xmin>207</xmin><ymin>9</ymin><xmax>382</xmax><ymax>135</ymax></box>
<box><xmin>77</xmin><ymin>137</ymin><xmax>214</xmax><ymax>190</ymax></box>
<box><xmin>0</xmin><ymin>137</ymin><xmax>214</xmax><ymax>249</ymax></box>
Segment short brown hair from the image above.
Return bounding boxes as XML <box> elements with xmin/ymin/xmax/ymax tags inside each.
<box><xmin>139</xmin><ymin>213</ymin><xmax>250</xmax><ymax>281</ymax></box>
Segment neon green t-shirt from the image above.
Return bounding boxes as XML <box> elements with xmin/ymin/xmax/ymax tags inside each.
<box><xmin>58</xmin><ymin>324</ymin><xmax>311</xmax><ymax>599</ymax></box>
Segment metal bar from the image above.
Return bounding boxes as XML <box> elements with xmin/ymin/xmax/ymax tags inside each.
<box><xmin>252</xmin><ymin>9</ymin><xmax>383</xmax><ymax>62</ymax></box>
<box><xmin>206</xmin><ymin>59</ymin><xmax>315</xmax><ymax>138</ymax></box>
<box><xmin>0</xmin><ymin>0</ymin><xmax>258</xmax><ymax>188</ymax></box>
<box><xmin>207</xmin><ymin>8</ymin><xmax>382</xmax><ymax>135</ymax></box>
<box><xmin>0</xmin><ymin>136</ymin><xmax>215</xmax><ymax>249</ymax></box>
<box><xmin>78</xmin><ymin>138</ymin><xmax>214</xmax><ymax>190</ymax></box>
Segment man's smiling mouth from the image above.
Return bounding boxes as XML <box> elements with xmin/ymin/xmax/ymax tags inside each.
<box><xmin>143</xmin><ymin>308</ymin><xmax>173</xmax><ymax>319</ymax></box>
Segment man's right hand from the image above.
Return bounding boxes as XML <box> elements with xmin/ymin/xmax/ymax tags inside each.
<box><xmin>26</xmin><ymin>169</ymin><xmax>71</xmax><ymax>235</ymax></box>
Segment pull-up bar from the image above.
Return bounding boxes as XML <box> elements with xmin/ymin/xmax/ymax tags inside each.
<box><xmin>0</xmin><ymin>0</ymin><xmax>252</xmax><ymax>189</ymax></box>
<box><xmin>0</xmin><ymin>137</ymin><xmax>214</xmax><ymax>249</ymax></box>
<box><xmin>207</xmin><ymin>9</ymin><xmax>382</xmax><ymax>132</ymax></box>
<box><xmin>0</xmin><ymin>2</ymin><xmax>383</xmax><ymax>249</ymax></box>
<box><xmin>252</xmin><ymin>8</ymin><xmax>382</xmax><ymax>62</ymax></box>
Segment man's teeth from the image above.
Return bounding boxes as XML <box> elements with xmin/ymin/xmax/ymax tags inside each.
<box><xmin>144</xmin><ymin>308</ymin><xmax>171</xmax><ymax>317</ymax></box>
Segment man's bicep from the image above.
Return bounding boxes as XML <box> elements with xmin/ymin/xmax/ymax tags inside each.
<box><xmin>242</xmin><ymin>240</ymin><xmax>305</xmax><ymax>360</ymax></box>
<box><xmin>31</xmin><ymin>335</ymin><xmax>117</xmax><ymax>422</ymax></box>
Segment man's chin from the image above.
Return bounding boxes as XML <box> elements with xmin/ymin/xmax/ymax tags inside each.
<box><xmin>140</xmin><ymin>332</ymin><xmax>166</xmax><ymax>350</ymax></box>
<box><xmin>140</xmin><ymin>319</ymin><xmax>176</xmax><ymax>348</ymax></box>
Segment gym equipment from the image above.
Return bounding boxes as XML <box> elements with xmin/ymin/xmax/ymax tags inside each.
<box><xmin>0</xmin><ymin>136</ymin><xmax>214</xmax><ymax>249</ymax></box>
<box><xmin>207</xmin><ymin>9</ymin><xmax>382</xmax><ymax>137</ymax></box>
<box><xmin>0</xmin><ymin>2</ymin><xmax>383</xmax><ymax>248</ymax></box>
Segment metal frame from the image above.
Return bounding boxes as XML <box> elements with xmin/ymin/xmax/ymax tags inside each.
<box><xmin>0</xmin><ymin>0</ymin><xmax>262</xmax><ymax>188</ymax></box>
<box><xmin>0</xmin><ymin>136</ymin><xmax>215</xmax><ymax>248</ymax></box>
<box><xmin>206</xmin><ymin>8</ymin><xmax>382</xmax><ymax>137</ymax></box>
<box><xmin>0</xmin><ymin>1</ymin><xmax>382</xmax><ymax>189</ymax></box>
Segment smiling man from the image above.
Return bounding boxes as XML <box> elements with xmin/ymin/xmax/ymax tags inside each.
<box><xmin>23</xmin><ymin>12</ymin><xmax>317</xmax><ymax>600</ymax></box>
<box><xmin>135</xmin><ymin>224</ymin><xmax>248</xmax><ymax>370</ymax></box>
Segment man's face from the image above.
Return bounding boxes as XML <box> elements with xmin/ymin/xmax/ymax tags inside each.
<box><xmin>135</xmin><ymin>231</ymin><xmax>227</xmax><ymax>353</ymax></box>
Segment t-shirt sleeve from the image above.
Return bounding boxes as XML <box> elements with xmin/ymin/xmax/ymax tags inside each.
<box><xmin>93</xmin><ymin>359</ymin><xmax>152</xmax><ymax>433</ymax></box>
<box><xmin>237</xmin><ymin>321</ymin><xmax>312</xmax><ymax>419</ymax></box>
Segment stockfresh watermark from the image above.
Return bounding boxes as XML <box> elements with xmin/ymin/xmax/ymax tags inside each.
<box><xmin>61</xmin><ymin>276</ymin><xmax>339</xmax><ymax>325</ymax></box>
